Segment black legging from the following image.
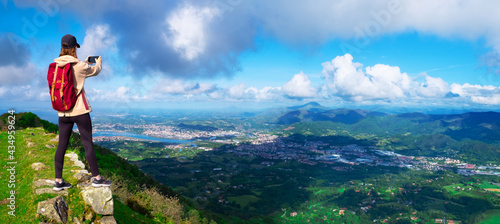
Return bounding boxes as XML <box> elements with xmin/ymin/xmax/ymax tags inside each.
<box><xmin>55</xmin><ymin>113</ymin><xmax>100</xmax><ymax>178</ymax></box>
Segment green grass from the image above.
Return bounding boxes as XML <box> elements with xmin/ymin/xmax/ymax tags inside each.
<box><xmin>0</xmin><ymin>128</ymin><xmax>87</xmax><ymax>223</ymax></box>
<box><xmin>478</xmin><ymin>181</ymin><xmax>500</xmax><ymax>189</ymax></box>
<box><xmin>478</xmin><ymin>209</ymin><xmax>500</xmax><ymax>224</ymax></box>
<box><xmin>443</xmin><ymin>183</ymin><xmax>466</xmax><ymax>195</ymax></box>
<box><xmin>0</xmin><ymin>128</ymin><xmax>162</xmax><ymax>224</ymax></box>
<box><xmin>113</xmin><ymin>196</ymin><xmax>159</xmax><ymax>224</ymax></box>
<box><xmin>443</xmin><ymin>183</ymin><xmax>499</xmax><ymax>199</ymax></box>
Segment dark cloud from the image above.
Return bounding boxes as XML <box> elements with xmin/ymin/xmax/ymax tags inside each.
<box><xmin>14</xmin><ymin>0</ymin><xmax>500</xmax><ymax>82</ymax></box>
<box><xmin>0</xmin><ymin>33</ymin><xmax>31</xmax><ymax>67</ymax></box>
<box><xmin>35</xmin><ymin>0</ymin><xmax>258</xmax><ymax>79</ymax></box>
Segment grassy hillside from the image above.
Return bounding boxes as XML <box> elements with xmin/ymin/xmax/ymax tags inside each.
<box><xmin>0</xmin><ymin>112</ymin><xmax>216</xmax><ymax>224</ymax></box>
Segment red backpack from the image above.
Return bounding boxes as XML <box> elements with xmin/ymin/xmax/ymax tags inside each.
<box><xmin>47</xmin><ymin>63</ymin><xmax>78</xmax><ymax>111</ymax></box>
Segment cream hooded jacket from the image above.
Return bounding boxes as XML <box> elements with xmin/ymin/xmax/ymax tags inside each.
<box><xmin>53</xmin><ymin>55</ymin><xmax>101</xmax><ymax>117</ymax></box>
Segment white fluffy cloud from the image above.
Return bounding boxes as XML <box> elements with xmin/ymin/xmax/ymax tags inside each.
<box><xmin>79</xmin><ymin>24</ymin><xmax>118</xmax><ymax>60</ymax></box>
<box><xmin>471</xmin><ymin>95</ymin><xmax>500</xmax><ymax>105</ymax></box>
<box><xmin>228</xmin><ymin>83</ymin><xmax>257</xmax><ymax>100</ymax></box>
<box><xmin>80</xmin><ymin>53</ymin><xmax>500</xmax><ymax>105</ymax></box>
<box><xmin>164</xmin><ymin>5</ymin><xmax>219</xmax><ymax>60</ymax></box>
<box><xmin>73</xmin><ymin>53</ymin><xmax>500</xmax><ymax>106</ymax></box>
<box><xmin>78</xmin><ymin>24</ymin><xmax>119</xmax><ymax>80</ymax></box>
<box><xmin>318</xmin><ymin>54</ymin><xmax>500</xmax><ymax>105</ymax></box>
<box><xmin>322</xmin><ymin>54</ymin><xmax>452</xmax><ymax>101</ymax></box>
<box><xmin>283</xmin><ymin>72</ymin><xmax>316</xmax><ymax>98</ymax></box>
<box><xmin>450</xmin><ymin>83</ymin><xmax>499</xmax><ymax>96</ymax></box>
<box><xmin>450</xmin><ymin>83</ymin><xmax>500</xmax><ymax>104</ymax></box>
<box><xmin>322</xmin><ymin>54</ymin><xmax>409</xmax><ymax>101</ymax></box>
<box><xmin>415</xmin><ymin>75</ymin><xmax>450</xmax><ymax>98</ymax></box>
<box><xmin>256</xmin><ymin>86</ymin><xmax>282</xmax><ymax>101</ymax></box>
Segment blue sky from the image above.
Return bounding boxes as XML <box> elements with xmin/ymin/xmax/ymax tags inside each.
<box><xmin>2</xmin><ymin>0</ymin><xmax>500</xmax><ymax>112</ymax></box>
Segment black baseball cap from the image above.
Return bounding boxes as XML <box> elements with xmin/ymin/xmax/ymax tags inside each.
<box><xmin>61</xmin><ymin>34</ymin><xmax>80</xmax><ymax>49</ymax></box>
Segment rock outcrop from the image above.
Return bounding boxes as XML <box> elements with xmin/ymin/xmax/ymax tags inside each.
<box><xmin>37</xmin><ymin>196</ymin><xmax>68</xmax><ymax>224</ymax></box>
<box><xmin>33</xmin><ymin>179</ymin><xmax>55</xmax><ymax>187</ymax></box>
<box><xmin>50</xmin><ymin>136</ymin><xmax>59</xmax><ymax>142</ymax></box>
<box><xmin>80</xmin><ymin>186</ymin><xmax>114</xmax><ymax>215</ymax></box>
<box><xmin>65</xmin><ymin>151</ymin><xmax>86</xmax><ymax>169</ymax></box>
<box><xmin>31</xmin><ymin>162</ymin><xmax>49</xmax><ymax>171</ymax></box>
<box><xmin>35</xmin><ymin>151</ymin><xmax>116</xmax><ymax>223</ymax></box>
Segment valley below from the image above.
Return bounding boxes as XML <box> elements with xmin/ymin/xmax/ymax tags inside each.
<box><xmin>92</xmin><ymin>103</ymin><xmax>500</xmax><ymax>223</ymax></box>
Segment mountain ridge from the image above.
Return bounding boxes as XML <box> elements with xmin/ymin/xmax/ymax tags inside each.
<box><xmin>276</xmin><ymin>103</ymin><xmax>387</xmax><ymax>125</ymax></box>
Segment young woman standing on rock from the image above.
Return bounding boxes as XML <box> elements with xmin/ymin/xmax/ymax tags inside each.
<box><xmin>52</xmin><ymin>34</ymin><xmax>112</xmax><ymax>191</ymax></box>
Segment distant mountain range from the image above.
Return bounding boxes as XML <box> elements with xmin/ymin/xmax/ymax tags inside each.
<box><xmin>259</xmin><ymin>102</ymin><xmax>500</xmax><ymax>143</ymax></box>
<box><xmin>276</xmin><ymin>102</ymin><xmax>386</xmax><ymax>125</ymax></box>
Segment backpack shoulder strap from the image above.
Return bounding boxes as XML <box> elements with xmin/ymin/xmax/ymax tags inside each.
<box><xmin>60</xmin><ymin>65</ymin><xmax>67</xmax><ymax>102</ymax></box>
<box><xmin>51</xmin><ymin>66</ymin><xmax>59</xmax><ymax>102</ymax></box>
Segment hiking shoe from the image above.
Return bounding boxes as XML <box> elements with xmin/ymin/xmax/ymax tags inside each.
<box><xmin>53</xmin><ymin>180</ymin><xmax>72</xmax><ymax>191</ymax></box>
<box><xmin>92</xmin><ymin>177</ymin><xmax>112</xmax><ymax>187</ymax></box>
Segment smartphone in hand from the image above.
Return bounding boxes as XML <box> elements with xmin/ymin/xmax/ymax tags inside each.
<box><xmin>87</xmin><ymin>56</ymin><xmax>100</xmax><ymax>63</ymax></box>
